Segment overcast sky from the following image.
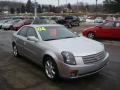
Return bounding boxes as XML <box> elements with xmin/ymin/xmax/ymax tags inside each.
<box><xmin>11</xmin><ymin>0</ymin><xmax>104</xmax><ymax>6</ymax></box>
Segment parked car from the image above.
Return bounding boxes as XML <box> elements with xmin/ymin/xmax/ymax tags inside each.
<box><xmin>57</xmin><ymin>16</ymin><xmax>80</xmax><ymax>28</ymax></box>
<box><xmin>65</xmin><ymin>16</ymin><xmax>80</xmax><ymax>26</ymax></box>
<box><xmin>57</xmin><ymin>18</ymin><xmax>72</xmax><ymax>28</ymax></box>
<box><xmin>13</xmin><ymin>19</ymin><xmax>33</xmax><ymax>30</ymax></box>
<box><xmin>2</xmin><ymin>19</ymin><xmax>21</xmax><ymax>30</ymax></box>
<box><xmin>0</xmin><ymin>19</ymin><xmax>11</xmax><ymax>29</ymax></box>
<box><xmin>12</xmin><ymin>24</ymin><xmax>109</xmax><ymax>80</ymax></box>
<box><xmin>0</xmin><ymin>20</ymin><xmax>7</xmax><ymax>29</ymax></box>
<box><xmin>82</xmin><ymin>20</ymin><xmax>120</xmax><ymax>39</ymax></box>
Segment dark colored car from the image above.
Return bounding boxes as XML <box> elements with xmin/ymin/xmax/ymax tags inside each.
<box><xmin>82</xmin><ymin>20</ymin><xmax>120</xmax><ymax>39</ymax></box>
<box><xmin>57</xmin><ymin>16</ymin><xmax>80</xmax><ymax>28</ymax></box>
<box><xmin>13</xmin><ymin>19</ymin><xmax>33</xmax><ymax>30</ymax></box>
<box><xmin>64</xmin><ymin>16</ymin><xmax>80</xmax><ymax>26</ymax></box>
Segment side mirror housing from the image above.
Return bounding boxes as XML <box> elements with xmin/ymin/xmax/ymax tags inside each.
<box><xmin>27</xmin><ymin>36</ymin><xmax>39</xmax><ymax>42</ymax></box>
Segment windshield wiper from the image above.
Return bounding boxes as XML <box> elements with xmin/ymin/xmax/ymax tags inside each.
<box><xmin>44</xmin><ymin>36</ymin><xmax>77</xmax><ymax>41</ymax></box>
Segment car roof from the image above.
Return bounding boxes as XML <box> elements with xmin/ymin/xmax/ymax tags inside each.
<box><xmin>26</xmin><ymin>24</ymin><xmax>63</xmax><ymax>28</ymax></box>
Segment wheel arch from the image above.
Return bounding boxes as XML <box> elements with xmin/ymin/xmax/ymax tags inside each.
<box><xmin>42</xmin><ymin>53</ymin><xmax>58</xmax><ymax>66</ymax></box>
<box><xmin>87</xmin><ymin>31</ymin><xmax>96</xmax><ymax>35</ymax></box>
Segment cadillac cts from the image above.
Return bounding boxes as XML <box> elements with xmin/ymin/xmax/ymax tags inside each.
<box><xmin>12</xmin><ymin>24</ymin><xmax>109</xmax><ymax>80</ymax></box>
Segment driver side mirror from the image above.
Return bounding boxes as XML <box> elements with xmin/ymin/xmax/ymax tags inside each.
<box><xmin>27</xmin><ymin>36</ymin><xmax>39</xmax><ymax>42</ymax></box>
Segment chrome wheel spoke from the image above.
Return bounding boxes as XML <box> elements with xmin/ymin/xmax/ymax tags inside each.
<box><xmin>13</xmin><ymin>46</ymin><xmax>18</xmax><ymax>56</ymax></box>
<box><xmin>45</xmin><ymin>60</ymin><xmax>56</xmax><ymax>79</ymax></box>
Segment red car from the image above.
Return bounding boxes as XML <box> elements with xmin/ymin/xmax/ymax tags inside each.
<box><xmin>13</xmin><ymin>19</ymin><xmax>32</xmax><ymax>30</ymax></box>
<box><xmin>82</xmin><ymin>20</ymin><xmax>120</xmax><ymax>39</ymax></box>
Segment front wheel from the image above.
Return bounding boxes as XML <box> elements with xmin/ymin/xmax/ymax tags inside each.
<box><xmin>44</xmin><ymin>57</ymin><xmax>59</xmax><ymax>80</ymax></box>
<box><xmin>87</xmin><ymin>32</ymin><xmax>95</xmax><ymax>39</ymax></box>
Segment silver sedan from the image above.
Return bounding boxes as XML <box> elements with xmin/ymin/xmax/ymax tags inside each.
<box><xmin>12</xmin><ymin>24</ymin><xmax>109</xmax><ymax>80</ymax></box>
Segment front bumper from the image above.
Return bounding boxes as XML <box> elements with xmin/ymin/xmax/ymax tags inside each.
<box><xmin>57</xmin><ymin>52</ymin><xmax>109</xmax><ymax>78</ymax></box>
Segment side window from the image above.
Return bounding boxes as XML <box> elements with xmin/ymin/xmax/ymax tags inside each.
<box><xmin>115</xmin><ymin>22</ymin><xmax>120</xmax><ymax>27</ymax></box>
<box><xmin>102</xmin><ymin>22</ymin><xmax>115</xmax><ymax>27</ymax></box>
<box><xmin>26</xmin><ymin>27</ymin><xmax>38</xmax><ymax>38</ymax></box>
<box><xmin>17</xmin><ymin>27</ymin><xmax>28</xmax><ymax>37</ymax></box>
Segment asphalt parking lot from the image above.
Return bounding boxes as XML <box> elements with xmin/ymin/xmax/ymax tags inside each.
<box><xmin>0</xmin><ymin>25</ymin><xmax>120</xmax><ymax>90</ymax></box>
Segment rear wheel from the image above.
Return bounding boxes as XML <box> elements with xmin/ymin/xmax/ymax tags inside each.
<box><xmin>44</xmin><ymin>57</ymin><xmax>59</xmax><ymax>80</ymax></box>
<box><xmin>87</xmin><ymin>32</ymin><xmax>95</xmax><ymax>39</ymax></box>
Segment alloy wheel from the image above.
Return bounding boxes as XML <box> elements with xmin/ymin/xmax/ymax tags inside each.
<box><xmin>87</xmin><ymin>33</ymin><xmax>95</xmax><ymax>39</ymax></box>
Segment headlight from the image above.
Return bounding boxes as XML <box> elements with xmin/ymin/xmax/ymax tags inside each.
<box><xmin>61</xmin><ymin>51</ymin><xmax>76</xmax><ymax>65</ymax></box>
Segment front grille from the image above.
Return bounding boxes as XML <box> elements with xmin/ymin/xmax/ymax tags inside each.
<box><xmin>82</xmin><ymin>51</ymin><xmax>105</xmax><ymax>64</ymax></box>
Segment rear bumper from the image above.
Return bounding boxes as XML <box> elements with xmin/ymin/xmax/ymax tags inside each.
<box><xmin>57</xmin><ymin>52</ymin><xmax>109</xmax><ymax>79</ymax></box>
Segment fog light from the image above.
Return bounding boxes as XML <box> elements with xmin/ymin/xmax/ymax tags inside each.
<box><xmin>69</xmin><ymin>70</ymin><xmax>78</xmax><ymax>77</ymax></box>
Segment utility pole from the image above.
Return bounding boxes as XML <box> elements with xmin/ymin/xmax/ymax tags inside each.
<box><xmin>66</xmin><ymin>0</ymin><xmax>67</xmax><ymax>9</ymax></box>
<box><xmin>58</xmin><ymin>0</ymin><xmax>60</xmax><ymax>7</ymax></box>
<box><xmin>96</xmin><ymin>0</ymin><xmax>98</xmax><ymax>16</ymax></box>
<box><xmin>34</xmin><ymin>0</ymin><xmax>37</xmax><ymax>17</ymax></box>
<box><xmin>77</xmin><ymin>0</ymin><xmax>79</xmax><ymax>12</ymax></box>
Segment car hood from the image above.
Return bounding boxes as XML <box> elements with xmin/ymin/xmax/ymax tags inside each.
<box><xmin>46</xmin><ymin>37</ymin><xmax>104</xmax><ymax>57</ymax></box>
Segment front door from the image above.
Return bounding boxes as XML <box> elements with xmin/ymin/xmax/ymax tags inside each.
<box><xmin>24</xmin><ymin>27</ymin><xmax>41</xmax><ymax>64</ymax></box>
<box><xmin>96</xmin><ymin>22</ymin><xmax>116</xmax><ymax>38</ymax></box>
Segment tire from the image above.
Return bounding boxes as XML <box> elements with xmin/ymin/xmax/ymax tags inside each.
<box><xmin>12</xmin><ymin>44</ymin><xmax>20</xmax><ymax>57</ymax></box>
<box><xmin>9</xmin><ymin>26</ymin><xmax>13</xmax><ymax>30</ymax></box>
<box><xmin>44</xmin><ymin>57</ymin><xmax>59</xmax><ymax>81</ymax></box>
<box><xmin>87</xmin><ymin>32</ymin><xmax>95</xmax><ymax>39</ymax></box>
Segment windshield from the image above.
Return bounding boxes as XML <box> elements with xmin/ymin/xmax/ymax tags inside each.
<box><xmin>37</xmin><ymin>26</ymin><xmax>77</xmax><ymax>41</ymax></box>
